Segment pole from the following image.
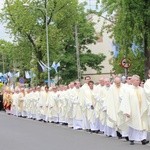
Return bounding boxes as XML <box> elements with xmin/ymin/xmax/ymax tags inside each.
<box><xmin>75</xmin><ymin>25</ymin><xmax>81</xmax><ymax>82</ymax></box>
<box><xmin>2</xmin><ymin>54</ymin><xmax>5</xmax><ymax>74</ymax></box>
<box><xmin>45</xmin><ymin>0</ymin><xmax>50</xmax><ymax>87</ymax></box>
<box><xmin>124</xmin><ymin>68</ymin><xmax>128</xmax><ymax>77</ymax></box>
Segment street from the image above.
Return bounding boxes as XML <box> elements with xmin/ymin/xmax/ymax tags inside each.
<box><xmin>0</xmin><ymin>112</ymin><xmax>150</xmax><ymax>150</ymax></box>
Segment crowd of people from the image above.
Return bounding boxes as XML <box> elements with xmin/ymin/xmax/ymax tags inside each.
<box><xmin>1</xmin><ymin>70</ymin><xmax>150</xmax><ymax>146</ymax></box>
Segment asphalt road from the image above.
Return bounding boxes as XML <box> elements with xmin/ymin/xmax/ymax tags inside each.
<box><xmin>0</xmin><ymin>112</ymin><xmax>150</xmax><ymax>150</ymax></box>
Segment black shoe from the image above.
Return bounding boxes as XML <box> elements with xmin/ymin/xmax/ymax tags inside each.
<box><xmin>86</xmin><ymin>129</ymin><xmax>91</xmax><ymax>132</ymax></box>
<box><xmin>130</xmin><ymin>141</ymin><xmax>134</xmax><ymax>145</ymax></box>
<box><xmin>62</xmin><ymin>123</ymin><xmax>68</xmax><ymax>126</ymax></box>
<box><xmin>116</xmin><ymin>131</ymin><xmax>122</xmax><ymax>139</ymax></box>
<box><xmin>95</xmin><ymin>130</ymin><xmax>100</xmax><ymax>134</ymax></box>
<box><xmin>141</xmin><ymin>139</ymin><xmax>149</xmax><ymax>145</ymax></box>
<box><xmin>99</xmin><ymin>131</ymin><xmax>104</xmax><ymax>134</ymax></box>
<box><xmin>125</xmin><ymin>136</ymin><xmax>129</xmax><ymax>141</ymax></box>
<box><xmin>77</xmin><ymin>128</ymin><xmax>82</xmax><ymax>130</ymax></box>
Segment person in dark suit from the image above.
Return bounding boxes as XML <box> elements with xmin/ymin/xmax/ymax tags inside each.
<box><xmin>0</xmin><ymin>91</ymin><xmax>3</xmax><ymax>111</ymax></box>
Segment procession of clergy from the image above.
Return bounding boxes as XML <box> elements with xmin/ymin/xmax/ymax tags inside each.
<box><xmin>2</xmin><ymin>71</ymin><xmax>150</xmax><ymax>145</ymax></box>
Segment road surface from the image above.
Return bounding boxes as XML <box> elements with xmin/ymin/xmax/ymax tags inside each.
<box><xmin>0</xmin><ymin>112</ymin><xmax>150</xmax><ymax>150</ymax></box>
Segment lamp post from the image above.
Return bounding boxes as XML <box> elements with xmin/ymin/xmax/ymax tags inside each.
<box><xmin>75</xmin><ymin>24</ymin><xmax>81</xmax><ymax>82</ymax></box>
<box><xmin>0</xmin><ymin>44</ymin><xmax>5</xmax><ymax>74</ymax></box>
<box><xmin>23</xmin><ymin>0</ymin><xmax>50</xmax><ymax>87</ymax></box>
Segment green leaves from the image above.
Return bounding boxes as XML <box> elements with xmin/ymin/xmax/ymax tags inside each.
<box><xmin>99</xmin><ymin>0</ymin><xmax>150</xmax><ymax>77</ymax></box>
<box><xmin>0</xmin><ymin>0</ymin><xmax>106</xmax><ymax>84</ymax></box>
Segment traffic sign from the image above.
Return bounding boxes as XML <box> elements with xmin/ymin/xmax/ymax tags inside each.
<box><xmin>120</xmin><ymin>58</ymin><xmax>131</xmax><ymax>68</ymax></box>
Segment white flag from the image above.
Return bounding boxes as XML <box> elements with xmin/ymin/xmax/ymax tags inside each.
<box><xmin>38</xmin><ymin>61</ymin><xmax>47</xmax><ymax>72</ymax></box>
<box><xmin>40</xmin><ymin>60</ymin><xmax>51</xmax><ymax>71</ymax></box>
<box><xmin>14</xmin><ymin>72</ymin><xmax>20</xmax><ymax>78</ymax></box>
<box><xmin>51</xmin><ymin>61</ymin><xmax>60</xmax><ymax>73</ymax></box>
<box><xmin>25</xmin><ymin>71</ymin><xmax>31</xmax><ymax>79</ymax></box>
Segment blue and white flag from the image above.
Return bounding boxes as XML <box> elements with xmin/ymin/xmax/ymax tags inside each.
<box><xmin>25</xmin><ymin>71</ymin><xmax>31</xmax><ymax>79</ymax></box>
<box><xmin>112</xmin><ymin>41</ymin><xmax>119</xmax><ymax>58</ymax></box>
<box><xmin>38</xmin><ymin>61</ymin><xmax>47</xmax><ymax>72</ymax></box>
<box><xmin>0</xmin><ymin>73</ymin><xmax>3</xmax><ymax>77</ymax></box>
<box><xmin>131</xmin><ymin>43</ymin><xmax>138</xmax><ymax>56</ymax></box>
<box><xmin>25</xmin><ymin>71</ymin><xmax>36</xmax><ymax>79</ymax></box>
<box><xmin>40</xmin><ymin>60</ymin><xmax>51</xmax><ymax>71</ymax></box>
<box><xmin>14</xmin><ymin>72</ymin><xmax>20</xmax><ymax>78</ymax></box>
<box><xmin>8</xmin><ymin>72</ymin><xmax>13</xmax><ymax>78</ymax></box>
<box><xmin>51</xmin><ymin>62</ymin><xmax>60</xmax><ymax>73</ymax></box>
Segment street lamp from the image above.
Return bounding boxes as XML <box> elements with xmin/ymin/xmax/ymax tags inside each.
<box><xmin>0</xmin><ymin>44</ymin><xmax>5</xmax><ymax>74</ymax></box>
<box><xmin>75</xmin><ymin>25</ymin><xmax>81</xmax><ymax>82</ymax></box>
<box><xmin>23</xmin><ymin>1</ymin><xmax>51</xmax><ymax>87</ymax></box>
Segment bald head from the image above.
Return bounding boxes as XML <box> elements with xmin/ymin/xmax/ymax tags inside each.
<box><xmin>99</xmin><ymin>77</ymin><xmax>105</xmax><ymax>86</ymax></box>
<box><xmin>132</xmin><ymin>75</ymin><xmax>140</xmax><ymax>87</ymax></box>
<box><xmin>104</xmin><ymin>77</ymin><xmax>111</xmax><ymax>87</ymax></box>
<box><xmin>114</xmin><ymin>76</ymin><xmax>121</xmax><ymax>88</ymax></box>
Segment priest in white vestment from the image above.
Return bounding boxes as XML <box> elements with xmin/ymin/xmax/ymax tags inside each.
<box><xmin>106</xmin><ymin>76</ymin><xmax>126</xmax><ymax>138</ymax></box>
<box><xmin>83</xmin><ymin>80</ymin><xmax>98</xmax><ymax>132</ymax></box>
<box><xmin>120</xmin><ymin>75</ymin><xmax>149</xmax><ymax>145</ymax></box>
<box><xmin>95</xmin><ymin>77</ymin><xmax>106</xmax><ymax>132</ymax></box>
<box><xmin>103</xmin><ymin>78</ymin><xmax>116</xmax><ymax>137</ymax></box>
<box><xmin>72</xmin><ymin>81</ymin><xmax>83</xmax><ymax>130</ymax></box>
<box><xmin>80</xmin><ymin>76</ymin><xmax>91</xmax><ymax>130</ymax></box>
<box><xmin>11</xmin><ymin>88</ymin><xmax>20</xmax><ymax>116</ymax></box>
<box><xmin>47</xmin><ymin>87</ymin><xmax>59</xmax><ymax>123</ymax></box>
<box><xmin>58</xmin><ymin>86</ymin><xmax>68</xmax><ymax>124</ymax></box>
<box><xmin>66</xmin><ymin>82</ymin><xmax>75</xmax><ymax>128</ymax></box>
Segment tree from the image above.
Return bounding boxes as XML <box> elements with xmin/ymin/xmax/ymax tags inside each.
<box><xmin>0</xmin><ymin>40</ymin><xmax>16</xmax><ymax>73</ymax></box>
<box><xmin>99</xmin><ymin>0</ymin><xmax>150</xmax><ymax>78</ymax></box>
<box><xmin>0</xmin><ymin>0</ymin><xmax>106</xmax><ymax>84</ymax></box>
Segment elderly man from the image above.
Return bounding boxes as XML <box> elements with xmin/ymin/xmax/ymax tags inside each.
<box><xmin>120</xmin><ymin>75</ymin><xmax>149</xmax><ymax>145</ymax></box>
<box><xmin>83</xmin><ymin>80</ymin><xmax>98</xmax><ymax>132</ymax></box>
<box><xmin>72</xmin><ymin>81</ymin><xmax>83</xmax><ymax>130</ymax></box>
<box><xmin>106</xmin><ymin>76</ymin><xmax>126</xmax><ymax>138</ymax></box>
<box><xmin>81</xmin><ymin>76</ymin><xmax>92</xmax><ymax>130</ymax></box>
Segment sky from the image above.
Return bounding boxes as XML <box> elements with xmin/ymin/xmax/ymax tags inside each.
<box><xmin>0</xmin><ymin>0</ymin><xmax>100</xmax><ymax>42</ymax></box>
<box><xmin>0</xmin><ymin>0</ymin><xmax>13</xmax><ymax>42</ymax></box>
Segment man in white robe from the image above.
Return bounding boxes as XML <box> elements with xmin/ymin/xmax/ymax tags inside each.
<box><xmin>66</xmin><ymin>82</ymin><xmax>75</xmax><ymax>128</ymax></box>
<box><xmin>80</xmin><ymin>76</ymin><xmax>91</xmax><ymax>130</ymax></box>
<box><xmin>144</xmin><ymin>69</ymin><xmax>150</xmax><ymax>107</ymax></box>
<box><xmin>30</xmin><ymin>87</ymin><xmax>39</xmax><ymax>119</ymax></box>
<box><xmin>95</xmin><ymin>77</ymin><xmax>106</xmax><ymax>133</ymax></box>
<box><xmin>37</xmin><ymin>86</ymin><xmax>49</xmax><ymax>122</ymax></box>
<box><xmin>47</xmin><ymin>86</ymin><xmax>59</xmax><ymax>123</ymax></box>
<box><xmin>103</xmin><ymin>77</ymin><xmax>116</xmax><ymax>137</ymax></box>
<box><xmin>106</xmin><ymin>76</ymin><xmax>126</xmax><ymax>138</ymax></box>
<box><xmin>17</xmin><ymin>88</ymin><xmax>25</xmax><ymax>117</ymax></box>
<box><xmin>120</xmin><ymin>75</ymin><xmax>149</xmax><ymax>145</ymax></box>
<box><xmin>83</xmin><ymin>80</ymin><xmax>98</xmax><ymax>132</ymax></box>
<box><xmin>24</xmin><ymin>88</ymin><xmax>31</xmax><ymax>118</ymax></box>
<box><xmin>11</xmin><ymin>88</ymin><xmax>20</xmax><ymax>116</ymax></box>
<box><xmin>58</xmin><ymin>86</ymin><xmax>68</xmax><ymax>125</ymax></box>
<box><xmin>72</xmin><ymin>81</ymin><xmax>83</xmax><ymax>130</ymax></box>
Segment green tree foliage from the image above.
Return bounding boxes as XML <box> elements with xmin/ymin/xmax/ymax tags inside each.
<box><xmin>0</xmin><ymin>40</ymin><xmax>15</xmax><ymax>73</ymax></box>
<box><xmin>99</xmin><ymin>0</ymin><xmax>150</xmax><ymax>77</ymax></box>
<box><xmin>0</xmin><ymin>0</ymin><xmax>105</xmax><ymax>84</ymax></box>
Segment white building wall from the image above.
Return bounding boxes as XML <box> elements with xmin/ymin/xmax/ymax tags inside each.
<box><xmin>82</xmin><ymin>14</ymin><xmax>113</xmax><ymax>82</ymax></box>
